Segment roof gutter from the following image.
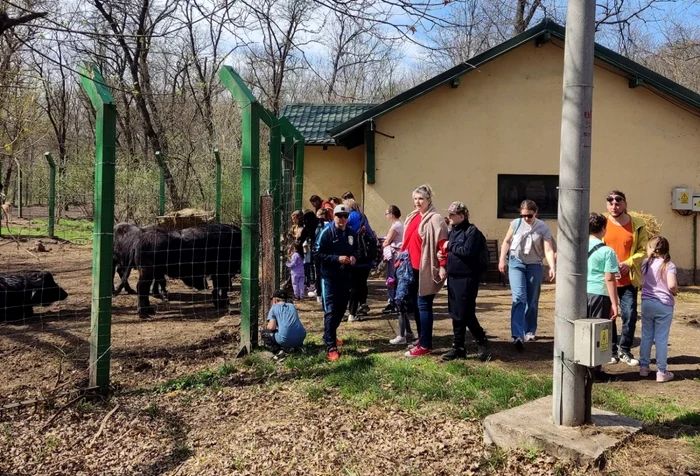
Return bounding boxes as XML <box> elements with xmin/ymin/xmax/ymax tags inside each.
<box><xmin>330</xmin><ymin>25</ymin><xmax>551</xmax><ymax>141</ymax></box>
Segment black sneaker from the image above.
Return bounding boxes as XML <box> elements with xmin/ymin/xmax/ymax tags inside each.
<box><xmin>358</xmin><ymin>304</ymin><xmax>371</xmax><ymax>316</ymax></box>
<box><xmin>513</xmin><ymin>338</ymin><xmax>524</xmax><ymax>352</ymax></box>
<box><xmin>381</xmin><ymin>304</ymin><xmax>395</xmax><ymax>314</ymax></box>
<box><xmin>273</xmin><ymin>350</ymin><xmax>287</xmax><ymax>362</ymax></box>
<box><xmin>476</xmin><ymin>340</ymin><xmax>491</xmax><ymax>362</ymax></box>
<box><xmin>442</xmin><ymin>346</ymin><xmax>466</xmax><ymax>361</ymax></box>
<box><xmin>618</xmin><ymin>350</ymin><xmax>640</xmax><ymax>367</ymax></box>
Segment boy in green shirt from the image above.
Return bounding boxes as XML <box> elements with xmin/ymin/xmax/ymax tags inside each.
<box><xmin>588</xmin><ymin>212</ymin><xmax>620</xmax><ymax>365</ymax></box>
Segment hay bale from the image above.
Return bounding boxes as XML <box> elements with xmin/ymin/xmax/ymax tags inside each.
<box><xmin>629</xmin><ymin>211</ymin><xmax>662</xmax><ymax>237</ymax></box>
<box><xmin>157</xmin><ymin>208</ymin><xmax>214</xmax><ymax>229</ymax></box>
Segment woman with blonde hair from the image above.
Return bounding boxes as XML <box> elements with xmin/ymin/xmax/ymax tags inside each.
<box><xmin>400</xmin><ymin>184</ymin><xmax>449</xmax><ymax>357</ymax></box>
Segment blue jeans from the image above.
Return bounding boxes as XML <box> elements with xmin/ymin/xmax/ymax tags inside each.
<box><xmin>409</xmin><ymin>268</ymin><xmax>436</xmax><ymax>349</ymax></box>
<box><xmin>640</xmin><ymin>298</ymin><xmax>674</xmax><ymax>372</ymax></box>
<box><xmin>508</xmin><ymin>257</ymin><xmax>543</xmax><ymax>340</ymax></box>
<box><xmin>616</xmin><ymin>285</ymin><xmax>638</xmax><ymax>353</ymax></box>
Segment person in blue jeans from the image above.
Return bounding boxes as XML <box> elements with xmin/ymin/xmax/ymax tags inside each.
<box><xmin>498</xmin><ymin>200</ymin><xmax>556</xmax><ymax>351</ymax></box>
<box><xmin>314</xmin><ymin>204</ymin><xmax>359</xmax><ymax>361</ymax></box>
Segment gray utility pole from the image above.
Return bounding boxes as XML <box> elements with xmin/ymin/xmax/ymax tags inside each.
<box><xmin>552</xmin><ymin>0</ymin><xmax>597</xmax><ymax>427</ymax></box>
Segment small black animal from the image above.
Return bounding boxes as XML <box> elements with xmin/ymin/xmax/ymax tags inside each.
<box><xmin>0</xmin><ymin>271</ymin><xmax>68</xmax><ymax>321</ymax></box>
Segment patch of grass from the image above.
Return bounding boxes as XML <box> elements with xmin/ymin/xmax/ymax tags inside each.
<box><xmin>284</xmin><ymin>345</ymin><xmax>552</xmax><ymax>417</ymax></box>
<box><xmin>303</xmin><ymin>383</ymin><xmax>325</xmax><ymax>402</ymax></box>
<box><xmin>172</xmin><ymin>442</ymin><xmax>193</xmax><ymax>460</ymax></box>
<box><xmin>484</xmin><ymin>447</ymin><xmax>507</xmax><ymax>472</ymax></box>
<box><xmin>6</xmin><ymin>218</ymin><xmax>94</xmax><ymax>243</ymax></box>
<box><xmin>144</xmin><ymin>402</ymin><xmax>161</xmax><ymax>419</ymax></box>
<box><xmin>155</xmin><ymin>363</ymin><xmax>236</xmax><ymax>393</ymax></box>
<box><xmin>593</xmin><ymin>388</ymin><xmax>699</xmax><ymax>425</ymax></box>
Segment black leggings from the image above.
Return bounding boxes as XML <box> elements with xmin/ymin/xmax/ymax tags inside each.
<box><xmin>348</xmin><ymin>267</ymin><xmax>371</xmax><ymax>316</ymax></box>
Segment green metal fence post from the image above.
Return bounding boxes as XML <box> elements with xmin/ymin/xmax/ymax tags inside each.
<box><xmin>214</xmin><ymin>148</ymin><xmax>222</xmax><ymax>223</ymax></box>
<box><xmin>79</xmin><ymin>63</ymin><xmax>116</xmax><ymax>393</ymax></box>
<box><xmin>266</xmin><ymin>115</ymin><xmax>281</xmax><ymax>290</ymax></box>
<box><xmin>13</xmin><ymin>158</ymin><xmax>22</xmax><ymax>219</ymax></box>
<box><xmin>219</xmin><ymin>66</ymin><xmax>260</xmax><ymax>354</ymax></box>
<box><xmin>44</xmin><ymin>152</ymin><xmax>56</xmax><ymax>237</ymax></box>
<box><xmin>156</xmin><ymin>151</ymin><xmax>165</xmax><ymax>216</ymax></box>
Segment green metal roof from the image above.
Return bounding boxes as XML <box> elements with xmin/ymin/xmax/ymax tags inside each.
<box><xmin>280</xmin><ymin>103</ymin><xmax>376</xmax><ymax>145</ymax></box>
<box><xmin>329</xmin><ymin>18</ymin><xmax>700</xmax><ymax>146</ymax></box>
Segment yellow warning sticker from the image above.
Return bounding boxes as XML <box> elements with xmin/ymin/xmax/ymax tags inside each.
<box><xmin>680</xmin><ymin>192</ymin><xmax>690</xmax><ymax>204</ymax></box>
<box><xmin>600</xmin><ymin>329</ymin><xmax>610</xmax><ymax>352</ymax></box>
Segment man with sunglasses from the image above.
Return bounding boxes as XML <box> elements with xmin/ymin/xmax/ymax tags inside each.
<box><xmin>603</xmin><ymin>190</ymin><xmax>649</xmax><ymax>367</ymax></box>
<box><xmin>314</xmin><ymin>204</ymin><xmax>359</xmax><ymax>361</ymax></box>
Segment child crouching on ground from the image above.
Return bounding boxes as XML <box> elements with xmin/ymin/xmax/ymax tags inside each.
<box><xmin>286</xmin><ymin>243</ymin><xmax>305</xmax><ymax>300</ymax></box>
<box><xmin>261</xmin><ymin>289</ymin><xmax>306</xmax><ymax>360</ymax></box>
<box><xmin>640</xmin><ymin>236</ymin><xmax>678</xmax><ymax>382</ymax></box>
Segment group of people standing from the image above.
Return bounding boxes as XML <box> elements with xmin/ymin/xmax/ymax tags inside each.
<box><xmin>269</xmin><ymin>185</ymin><xmax>678</xmax><ymax>382</ymax></box>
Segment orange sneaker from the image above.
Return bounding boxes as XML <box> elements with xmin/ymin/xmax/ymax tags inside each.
<box><xmin>327</xmin><ymin>348</ymin><xmax>340</xmax><ymax>361</ymax></box>
<box><xmin>336</xmin><ymin>338</ymin><xmax>344</xmax><ymax>347</ymax></box>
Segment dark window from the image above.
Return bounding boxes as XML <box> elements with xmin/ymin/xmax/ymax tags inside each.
<box><xmin>497</xmin><ymin>174</ymin><xmax>559</xmax><ymax>219</ymax></box>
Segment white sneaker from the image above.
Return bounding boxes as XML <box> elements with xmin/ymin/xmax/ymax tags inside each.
<box><xmin>347</xmin><ymin>314</ymin><xmax>361</xmax><ymax>322</ymax></box>
<box><xmin>316</xmin><ymin>296</ymin><xmax>322</xmax><ymax>303</ymax></box>
<box><xmin>389</xmin><ymin>335</ymin><xmax>406</xmax><ymax>345</ymax></box>
<box><xmin>618</xmin><ymin>351</ymin><xmax>640</xmax><ymax>367</ymax></box>
<box><xmin>609</xmin><ymin>355</ymin><xmax>620</xmax><ymax>365</ymax></box>
<box><xmin>307</xmin><ymin>290</ymin><xmax>317</xmax><ymax>298</ymax></box>
<box><xmin>524</xmin><ymin>333</ymin><xmax>536</xmax><ymax>342</ymax></box>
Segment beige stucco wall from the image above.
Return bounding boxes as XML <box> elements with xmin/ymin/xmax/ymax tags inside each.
<box><xmin>302</xmin><ymin>145</ymin><xmax>364</xmax><ymax>209</ymax></box>
<box><xmin>362</xmin><ymin>40</ymin><xmax>700</xmax><ymax>283</ymax></box>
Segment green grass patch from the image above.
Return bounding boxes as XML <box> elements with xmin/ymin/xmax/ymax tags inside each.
<box><xmin>593</xmin><ymin>387</ymin><xmax>699</xmax><ymax>425</ymax></box>
<box><xmin>280</xmin><ymin>338</ymin><xmax>552</xmax><ymax>417</ymax></box>
<box><xmin>155</xmin><ymin>363</ymin><xmax>237</xmax><ymax>393</ymax></box>
<box><xmin>6</xmin><ymin>218</ymin><xmax>94</xmax><ymax>243</ymax></box>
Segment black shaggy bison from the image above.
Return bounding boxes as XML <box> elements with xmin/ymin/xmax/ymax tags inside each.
<box><xmin>0</xmin><ymin>271</ymin><xmax>68</xmax><ymax>321</ymax></box>
<box><xmin>112</xmin><ymin>223</ymin><xmax>166</xmax><ymax>298</ymax></box>
<box><xmin>128</xmin><ymin>223</ymin><xmax>242</xmax><ymax>317</ymax></box>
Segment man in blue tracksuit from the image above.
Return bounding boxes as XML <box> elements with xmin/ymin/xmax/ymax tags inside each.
<box><xmin>314</xmin><ymin>204</ymin><xmax>359</xmax><ymax>361</ymax></box>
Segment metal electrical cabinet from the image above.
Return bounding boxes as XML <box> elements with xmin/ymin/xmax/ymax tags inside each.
<box><xmin>574</xmin><ymin>319</ymin><xmax>613</xmax><ymax>367</ymax></box>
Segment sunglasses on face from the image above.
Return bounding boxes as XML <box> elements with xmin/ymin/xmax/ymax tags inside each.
<box><xmin>336</xmin><ymin>214</ymin><xmax>349</xmax><ymax>219</ymax></box>
<box><xmin>606</xmin><ymin>196</ymin><xmax>625</xmax><ymax>203</ymax></box>
<box><xmin>520</xmin><ymin>214</ymin><xmax>534</xmax><ymax>219</ymax></box>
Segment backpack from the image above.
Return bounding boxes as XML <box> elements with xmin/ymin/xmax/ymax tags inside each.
<box><xmin>475</xmin><ymin>228</ymin><xmax>490</xmax><ymax>274</ymax></box>
<box><xmin>357</xmin><ymin>215</ymin><xmax>378</xmax><ymax>265</ymax></box>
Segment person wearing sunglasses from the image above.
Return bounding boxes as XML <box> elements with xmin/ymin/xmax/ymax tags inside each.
<box><xmin>314</xmin><ymin>204</ymin><xmax>359</xmax><ymax>361</ymax></box>
<box><xmin>602</xmin><ymin>190</ymin><xmax>648</xmax><ymax>367</ymax></box>
<box><xmin>498</xmin><ymin>199</ymin><xmax>556</xmax><ymax>350</ymax></box>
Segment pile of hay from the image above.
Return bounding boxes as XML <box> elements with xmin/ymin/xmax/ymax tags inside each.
<box><xmin>158</xmin><ymin>208</ymin><xmax>214</xmax><ymax>229</ymax></box>
<box><xmin>629</xmin><ymin>210</ymin><xmax>662</xmax><ymax>237</ymax></box>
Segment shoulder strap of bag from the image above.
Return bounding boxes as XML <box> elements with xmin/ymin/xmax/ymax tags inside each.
<box><xmin>514</xmin><ymin>218</ymin><xmax>522</xmax><ymax>234</ymax></box>
<box><xmin>588</xmin><ymin>242</ymin><xmax>605</xmax><ymax>258</ymax></box>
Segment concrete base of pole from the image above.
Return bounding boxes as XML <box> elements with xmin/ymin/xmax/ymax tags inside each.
<box><xmin>484</xmin><ymin>396</ymin><xmax>642</xmax><ymax>466</ymax></box>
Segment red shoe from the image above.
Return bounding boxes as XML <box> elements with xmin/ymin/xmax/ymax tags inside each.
<box><xmin>405</xmin><ymin>345</ymin><xmax>430</xmax><ymax>357</ymax></box>
<box><xmin>328</xmin><ymin>348</ymin><xmax>340</xmax><ymax>361</ymax></box>
<box><xmin>336</xmin><ymin>338</ymin><xmax>344</xmax><ymax>347</ymax></box>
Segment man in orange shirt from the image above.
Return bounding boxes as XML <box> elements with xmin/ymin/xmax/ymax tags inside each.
<box><xmin>603</xmin><ymin>190</ymin><xmax>648</xmax><ymax>367</ymax></box>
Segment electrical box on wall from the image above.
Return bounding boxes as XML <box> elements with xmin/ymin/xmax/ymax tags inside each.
<box><xmin>574</xmin><ymin>319</ymin><xmax>613</xmax><ymax>367</ymax></box>
<box><xmin>672</xmin><ymin>187</ymin><xmax>693</xmax><ymax>210</ymax></box>
<box><xmin>693</xmin><ymin>195</ymin><xmax>700</xmax><ymax>212</ymax></box>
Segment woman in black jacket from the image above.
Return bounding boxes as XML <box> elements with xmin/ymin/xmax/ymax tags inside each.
<box><xmin>439</xmin><ymin>201</ymin><xmax>491</xmax><ymax>362</ymax></box>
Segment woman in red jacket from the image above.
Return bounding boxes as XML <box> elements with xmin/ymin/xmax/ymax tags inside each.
<box><xmin>401</xmin><ymin>184</ymin><xmax>449</xmax><ymax>357</ymax></box>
